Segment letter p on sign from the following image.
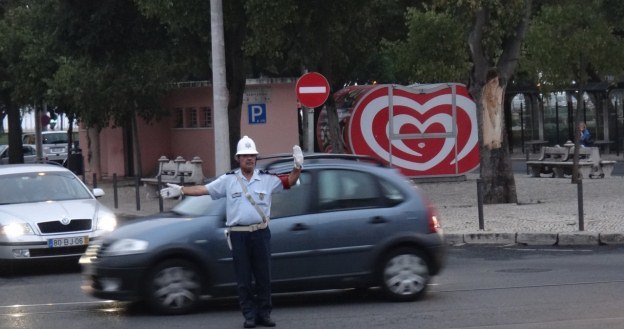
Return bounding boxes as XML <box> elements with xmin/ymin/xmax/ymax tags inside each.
<box><xmin>248</xmin><ymin>104</ymin><xmax>266</xmax><ymax>124</ymax></box>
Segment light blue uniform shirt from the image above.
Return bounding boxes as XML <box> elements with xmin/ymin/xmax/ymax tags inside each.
<box><xmin>206</xmin><ymin>169</ymin><xmax>283</xmax><ymax>227</ymax></box>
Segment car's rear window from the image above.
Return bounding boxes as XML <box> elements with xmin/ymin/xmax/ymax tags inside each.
<box><xmin>23</xmin><ymin>132</ymin><xmax>69</xmax><ymax>145</ymax></box>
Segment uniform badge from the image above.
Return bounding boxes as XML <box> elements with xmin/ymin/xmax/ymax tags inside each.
<box><xmin>258</xmin><ymin>193</ymin><xmax>265</xmax><ymax>201</ymax></box>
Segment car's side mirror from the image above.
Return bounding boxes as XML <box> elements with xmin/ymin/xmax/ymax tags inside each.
<box><xmin>93</xmin><ymin>188</ymin><xmax>105</xmax><ymax>198</ymax></box>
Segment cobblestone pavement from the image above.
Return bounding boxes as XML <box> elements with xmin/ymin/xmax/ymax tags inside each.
<box><xmin>96</xmin><ymin>167</ymin><xmax>624</xmax><ymax>236</ymax></box>
<box><xmin>417</xmin><ymin>173</ymin><xmax>624</xmax><ymax>234</ymax></box>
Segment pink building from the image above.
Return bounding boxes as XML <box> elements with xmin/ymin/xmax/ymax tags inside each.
<box><xmin>81</xmin><ymin>78</ymin><xmax>300</xmax><ymax>180</ymax></box>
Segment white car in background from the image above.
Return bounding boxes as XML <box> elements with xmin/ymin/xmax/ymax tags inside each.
<box><xmin>22</xmin><ymin>131</ymin><xmax>72</xmax><ymax>164</ymax></box>
<box><xmin>0</xmin><ymin>144</ymin><xmax>38</xmax><ymax>164</ymax></box>
<box><xmin>0</xmin><ymin>164</ymin><xmax>117</xmax><ymax>274</ymax></box>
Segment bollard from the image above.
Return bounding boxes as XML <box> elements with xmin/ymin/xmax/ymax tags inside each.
<box><xmin>577</xmin><ymin>179</ymin><xmax>584</xmax><ymax>231</ymax></box>
<box><xmin>525</xmin><ymin>148</ymin><xmax>530</xmax><ymax>175</ymax></box>
<box><xmin>135</xmin><ymin>176</ymin><xmax>141</xmax><ymax>211</ymax></box>
<box><xmin>477</xmin><ymin>178</ymin><xmax>485</xmax><ymax>230</ymax></box>
<box><xmin>158</xmin><ymin>174</ymin><xmax>163</xmax><ymax>212</ymax></box>
<box><xmin>113</xmin><ymin>173</ymin><xmax>118</xmax><ymax>209</ymax></box>
<box><xmin>92</xmin><ymin>173</ymin><xmax>97</xmax><ymax>189</ymax></box>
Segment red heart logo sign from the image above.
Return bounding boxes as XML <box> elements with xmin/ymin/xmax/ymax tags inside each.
<box><xmin>343</xmin><ymin>84</ymin><xmax>479</xmax><ymax>177</ymax></box>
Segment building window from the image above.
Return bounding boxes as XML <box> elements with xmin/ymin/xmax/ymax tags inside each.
<box><xmin>188</xmin><ymin>107</ymin><xmax>198</xmax><ymax>128</ymax></box>
<box><xmin>202</xmin><ymin>107</ymin><xmax>212</xmax><ymax>128</ymax></box>
<box><xmin>175</xmin><ymin>108</ymin><xmax>183</xmax><ymax>128</ymax></box>
<box><xmin>173</xmin><ymin>106</ymin><xmax>212</xmax><ymax>129</ymax></box>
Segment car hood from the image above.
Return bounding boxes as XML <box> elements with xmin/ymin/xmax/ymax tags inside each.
<box><xmin>0</xmin><ymin>199</ymin><xmax>102</xmax><ymax>222</ymax></box>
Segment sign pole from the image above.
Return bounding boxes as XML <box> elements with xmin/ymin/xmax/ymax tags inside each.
<box><xmin>307</xmin><ymin>107</ymin><xmax>315</xmax><ymax>153</ymax></box>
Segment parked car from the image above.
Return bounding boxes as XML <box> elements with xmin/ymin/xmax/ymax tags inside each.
<box><xmin>22</xmin><ymin>131</ymin><xmax>74</xmax><ymax>164</ymax></box>
<box><xmin>0</xmin><ymin>144</ymin><xmax>38</xmax><ymax>164</ymax></box>
<box><xmin>80</xmin><ymin>154</ymin><xmax>446</xmax><ymax>315</ymax></box>
<box><xmin>0</xmin><ymin>164</ymin><xmax>117</xmax><ymax>273</ymax></box>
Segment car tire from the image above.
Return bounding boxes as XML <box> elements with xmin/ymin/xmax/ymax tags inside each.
<box><xmin>144</xmin><ymin>259</ymin><xmax>203</xmax><ymax>315</ymax></box>
<box><xmin>379</xmin><ymin>248</ymin><xmax>430</xmax><ymax>302</ymax></box>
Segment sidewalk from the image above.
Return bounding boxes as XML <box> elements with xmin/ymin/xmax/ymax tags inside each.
<box><xmin>418</xmin><ymin>172</ymin><xmax>624</xmax><ymax>246</ymax></box>
<box><xmin>95</xmin><ymin>163</ymin><xmax>624</xmax><ymax>246</ymax></box>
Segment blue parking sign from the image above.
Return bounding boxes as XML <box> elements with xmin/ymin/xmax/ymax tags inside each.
<box><xmin>248</xmin><ymin>104</ymin><xmax>266</xmax><ymax>124</ymax></box>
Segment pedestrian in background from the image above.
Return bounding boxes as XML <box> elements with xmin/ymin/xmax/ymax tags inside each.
<box><xmin>579</xmin><ymin>122</ymin><xmax>592</xmax><ymax>147</ymax></box>
<box><xmin>161</xmin><ymin>136</ymin><xmax>304</xmax><ymax>328</ymax></box>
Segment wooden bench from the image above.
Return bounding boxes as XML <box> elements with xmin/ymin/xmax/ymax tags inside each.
<box><xmin>141</xmin><ymin>156</ymin><xmax>205</xmax><ymax>198</ymax></box>
<box><xmin>527</xmin><ymin>146</ymin><xmax>615</xmax><ymax>179</ymax></box>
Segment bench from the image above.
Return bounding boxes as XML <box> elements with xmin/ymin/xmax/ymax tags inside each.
<box><xmin>526</xmin><ymin>146</ymin><xmax>571</xmax><ymax>178</ymax></box>
<box><xmin>141</xmin><ymin>156</ymin><xmax>205</xmax><ymax>198</ymax></box>
<box><xmin>527</xmin><ymin>146</ymin><xmax>615</xmax><ymax>179</ymax></box>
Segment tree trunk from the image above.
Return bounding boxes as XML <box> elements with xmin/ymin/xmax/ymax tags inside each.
<box><xmin>324</xmin><ymin>95</ymin><xmax>344</xmax><ymax>154</ymax></box>
<box><xmin>86</xmin><ymin>126</ymin><xmax>101</xmax><ymax>184</ymax></box>
<box><xmin>467</xmin><ymin>1</ymin><xmax>532</xmax><ymax>204</ymax></box>
<box><xmin>131</xmin><ymin>113</ymin><xmax>142</xmax><ymax>178</ymax></box>
<box><xmin>224</xmin><ymin>0</ymin><xmax>246</xmax><ymax>164</ymax></box>
<box><xmin>5</xmin><ymin>96</ymin><xmax>23</xmax><ymax>164</ymax></box>
<box><xmin>471</xmin><ymin>74</ymin><xmax>518</xmax><ymax>204</ymax></box>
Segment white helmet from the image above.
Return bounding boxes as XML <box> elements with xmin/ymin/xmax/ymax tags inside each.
<box><xmin>236</xmin><ymin>135</ymin><xmax>259</xmax><ymax>155</ymax></box>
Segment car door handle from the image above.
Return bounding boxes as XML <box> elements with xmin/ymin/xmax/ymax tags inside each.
<box><xmin>291</xmin><ymin>223</ymin><xmax>309</xmax><ymax>231</ymax></box>
<box><xmin>369</xmin><ymin>216</ymin><xmax>387</xmax><ymax>224</ymax></box>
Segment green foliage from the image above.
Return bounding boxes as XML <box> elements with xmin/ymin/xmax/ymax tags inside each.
<box><xmin>0</xmin><ymin>1</ymin><xmax>58</xmax><ymax>105</ymax></box>
<box><xmin>520</xmin><ymin>0</ymin><xmax>624</xmax><ymax>90</ymax></box>
<box><xmin>382</xmin><ymin>8</ymin><xmax>470</xmax><ymax>84</ymax></box>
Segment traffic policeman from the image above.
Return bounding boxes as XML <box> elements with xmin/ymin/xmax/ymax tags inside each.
<box><xmin>161</xmin><ymin>136</ymin><xmax>303</xmax><ymax>328</ymax></box>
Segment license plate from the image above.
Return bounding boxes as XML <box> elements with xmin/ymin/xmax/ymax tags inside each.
<box><xmin>51</xmin><ymin>148</ymin><xmax>64</xmax><ymax>153</ymax></box>
<box><xmin>48</xmin><ymin>236</ymin><xmax>89</xmax><ymax>248</ymax></box>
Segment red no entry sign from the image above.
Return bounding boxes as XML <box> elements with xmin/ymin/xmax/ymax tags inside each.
<box><xmin>296</xmin><ymin>72</ymin><xmax>330</xmax><ymax>108</ymax></box>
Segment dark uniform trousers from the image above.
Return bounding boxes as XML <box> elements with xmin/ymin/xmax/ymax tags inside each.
<box><xmin>230</xmin><ymin>227</ymin><xmax>272</xmax><ymax>321</ymax></box>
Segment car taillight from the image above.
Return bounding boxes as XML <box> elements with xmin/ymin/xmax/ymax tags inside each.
<box><xmin>426</xmin><ymin>200</ymin><xmax>441</xmax><ymax>234</ymax></box>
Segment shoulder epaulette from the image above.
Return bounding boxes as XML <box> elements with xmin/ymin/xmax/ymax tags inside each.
<box><xmin>226</xmin><ymin>170</ymin><xmax>236</xmax><ymax>175</ymax></box>
<box><xmin>259</xmin><ymin>169</ymin><xmax>275</xmax><ymax>175</ymax></box>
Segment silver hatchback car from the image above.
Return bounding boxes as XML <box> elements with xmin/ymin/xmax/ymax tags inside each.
<box><xmin>0</xmin><ymin>164</ymin><xmax>117</xmax><ymax>273</ymax></box>
<box><xmin>80</xmin><ymin>154</ymin><xmax>446</xmax><ymax>315</ymax></box>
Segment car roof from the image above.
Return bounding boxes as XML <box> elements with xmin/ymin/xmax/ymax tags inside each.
<box><xmin>257</xmin><ymin>153</ymin><xmax>390</xmax><ymax>172</ymax></box>
<box><xmin>23</xmin><ymin>131</ymin><xmax>68</xmax><ymax>135</ymax></box>
<box><xmin>0</xmin><ymin>163</ymin><xmax>70</xmax><ymax>175</ymax></box>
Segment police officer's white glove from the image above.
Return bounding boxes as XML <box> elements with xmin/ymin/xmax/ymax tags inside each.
<box><xmin>160</xmin><ymin>183</ymin><xmax>182</xmax><ymax>199</ymax></box>
<box><xmin>293</xmin><ymin>145</ymin><xmax>304</xmax><ymax>169</ymax></box>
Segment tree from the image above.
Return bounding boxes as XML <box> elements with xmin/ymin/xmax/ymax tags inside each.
<box><xmin>45</xmin><ymin>0</ymin><xmax>186</xmax><ymax>178</ymax></box>
<box><xmin>464</xmin><ymin>0</ymin><xmax>533</xmax><ymax>204</ymax></box>
<box><xmin>383</xmin><ymin>8</ymin><xmax>471</xmax><ymax>84</ymax></box>
<box><xmin>0</xmin><ymin>0</ymin><xmax>59</xmax><ymax>163</ymax></box>
<box><xmin>397</xmin><ymin>0</ymin><xmax>532</xmax><ymax>204</ymax></box>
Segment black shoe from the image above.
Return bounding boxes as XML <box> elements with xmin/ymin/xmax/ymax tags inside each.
<box><xmin>244</xmin><ymin>319</ymin><xmax>256</xmax><ymax>328</ymax></box>
<box><xmin>256</xmin><ymin>316</ymin><xmax>276</xmax><ymax>327</ymax></box>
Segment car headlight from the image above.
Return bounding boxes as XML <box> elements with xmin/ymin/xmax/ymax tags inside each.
<box><xmin>105</xmin><ymin>238</ymin><xmax>149</xmax><ymax>256</ymax></box>
<box><xmin>96</xmin><ymin>211</ymin><xmax>117</xmax><ymax>232</ymax></box>
<box><xmin>1</xmin><ymin>223</ymin><xmax>34</xmax><ymax>238</ymax></box>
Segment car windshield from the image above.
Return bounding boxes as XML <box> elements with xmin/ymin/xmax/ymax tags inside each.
<box><xmin>0</xmin><ymin>171</ymin><xmax>92</xmax><ymax>204</ymax></box>
<box><xmin>171</xmin><ymin>195</ymin><xmax>226</xmax><ymax>217</ymax></box>
<box><xmin>42</xmin><ymin>133</ymin><xmax>68</xmax><ymax>144</ymax></box>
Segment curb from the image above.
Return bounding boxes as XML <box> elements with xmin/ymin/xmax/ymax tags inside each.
<box><xmin>445</xmin><ymin>232</ymin><xmax>624</xmax><ymax>246</ymax></box>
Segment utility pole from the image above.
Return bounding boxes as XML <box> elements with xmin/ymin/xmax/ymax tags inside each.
<box><xmin>210</xmin><ymin>0</ymin><xmax>230</xmax><ymax>173</ymax></box>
